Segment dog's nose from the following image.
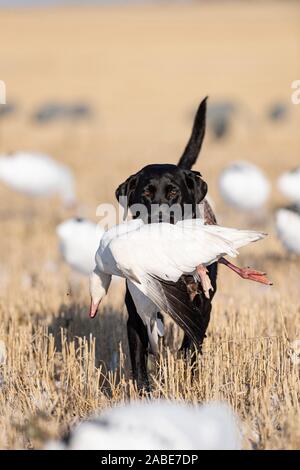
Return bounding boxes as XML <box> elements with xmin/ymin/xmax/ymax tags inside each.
<box><xmin>150</xmin><ymin>211</ymin><xmax>175</xmax><ymax>224</ymax></box>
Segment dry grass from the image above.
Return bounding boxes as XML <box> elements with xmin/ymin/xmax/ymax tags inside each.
<box><xmin>0</xmin><ymin>0</ymin><xmax>299</xmax><ymax>449</ymax></box>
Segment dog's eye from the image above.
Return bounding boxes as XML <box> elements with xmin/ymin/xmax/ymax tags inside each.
<box><xmin>167</xmin><ymin>189</ymin><xmax>178</xmax><ymax>199</ymax></box>
<box><xmin>143</xmin><ymin>189</ymin><xmax>153</xmax><ymax>198</ymax></box>
<box><xmin>143</xmin><ymin>185</ymin><xmax>155</xmax><ymax>198</ymax></box>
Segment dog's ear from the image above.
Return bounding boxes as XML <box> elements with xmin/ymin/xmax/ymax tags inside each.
<box><xmin>183</xmin><ymin>170</ymin><xmax>208</xmax><ymax>205</ymax></box>
<box><xmin>115</xmin><ymin>173</ymin><xmax>139</xmax><ymax>220</ymax></box>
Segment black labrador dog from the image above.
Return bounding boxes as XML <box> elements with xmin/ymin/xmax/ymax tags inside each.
<box><xmin>115</xmin><ymin>98</ymin><xmax>217</xmax><ymax>390</ymax></box>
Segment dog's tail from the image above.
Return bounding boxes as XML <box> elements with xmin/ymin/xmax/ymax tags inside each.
<box><xmin>177</xmin><ymin>96</ymin><xmax>208</xmax><ymax>170</ymax></box>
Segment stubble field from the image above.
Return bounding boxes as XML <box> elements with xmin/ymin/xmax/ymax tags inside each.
<box><xmin>0</xmin><ymin>1</ymin><xmax>299</xmax><ymax>449</ymax></box>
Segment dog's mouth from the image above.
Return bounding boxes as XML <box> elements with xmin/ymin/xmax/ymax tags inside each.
<box><xmin>147</xmin><ymin>213</ymin><xmax>176</xmax><ymax>225</ymax></box>
<box><xmin>132</xmin><ymin>202</ymin><xmax>183</xmax><ymax>225</ymax></box>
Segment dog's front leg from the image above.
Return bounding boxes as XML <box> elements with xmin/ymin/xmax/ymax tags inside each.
<box><xmin>125</xmin><ymin>285</ymin><xmax>150</xmax><ymax>393</ymax></box>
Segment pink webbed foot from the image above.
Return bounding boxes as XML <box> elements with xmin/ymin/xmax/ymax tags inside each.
<box><xmin>218</xmin><ymin>257</ymin><xmax>273</xmax><ymax>286</ymax></box>
<box><xmin>195</xmin><ymin>265</ymin><xmax>214</xmax><ymax>299</ymax></box>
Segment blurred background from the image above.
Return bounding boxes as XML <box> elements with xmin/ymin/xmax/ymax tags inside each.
<box><xmin>0</xmin><ymin>0</ymin><xmax>300</xmax><ymax>450</ymax></box>
<box><xmin>0</xmin><ymin>0</ymin><xmax>299</xmax><ymax>304</ymax></box>
<box><xmin>0</xmin><ymin>0</ymin><xmax>299</xmax><ymax>297</ymax></box>
<box><xmin>0</xmin><ymin>0</ymin><xmax>299</xmax><ymax>206</ymax></box>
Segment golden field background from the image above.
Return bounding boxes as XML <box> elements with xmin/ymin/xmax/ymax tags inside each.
<box><xmin>0</xmin><ymin>1</ymin><xmax>300</xmax><ymax>449</ymax></box>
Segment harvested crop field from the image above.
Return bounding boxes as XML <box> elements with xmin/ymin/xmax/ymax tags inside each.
<box><xmin>0</xmin><ymin>0</ymin><xmax>299</xmax><ymax>449</ymax></box>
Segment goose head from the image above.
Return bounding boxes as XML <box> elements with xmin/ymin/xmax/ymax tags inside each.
<box><xmin>89</xmin><ymin>267</ymin><xmax>111</xmax><ymax>318</ymax></box>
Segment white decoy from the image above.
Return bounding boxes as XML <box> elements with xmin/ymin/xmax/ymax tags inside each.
<box><xmin>275</xmin><ymin>206</ymin><xmax>300</xmax><ymax>254</ymax></box>
<box><xmin>0</xmin><ymin>151</ymin><xmax>76</xmax><ymax>207</ymax></box>
<box><xmin>89</xmin><ymin>219</ymin><xmax>270</xmax><ymax>351</ymax></box>
<box><xmin>56</xmin><ymin>218</ymin><xmax>104</xmax><ymax>275</ymax></box>
<box><xmin>219</xmin><ymin>161</ymin><xmax>270</xmax><ymax>211</ymax></box>
<box><xmin>46</xmin><ymin>400</ymin><xmax>241</xmax><ymax>450</ymax></box>
<box><xmin>277</xmin><ymin>167</ymin><xmax>300</xmax><ymax>204</ymax></box>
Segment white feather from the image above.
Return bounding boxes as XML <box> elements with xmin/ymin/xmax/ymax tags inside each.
<box><xmin>46</xmin><ymin>400</ymin><xmax>241</xmax><ymax>450</ymax></box>
<box><xmin>93</xmin><ymin>219</ymin><xmax>266</xmax><ymax>350</ymax></box>
<box><xmin>108</xmin><ymin>219</ymin><xmax>266</xmax><ymax>283</ymax></box>
<box><xmin>276</xmin><ymin>208</ymin><xmax>300</xmax><ymax>254</ymax></box>
<box><xmin>277</xmin><ymin>167</ymin><xmax>300</xmax><ymax>203</ymax></box>
<box><xmin>0</xmin><ymin>151</ymin><xmax>76</xmax><ymax>206</ymax></box>
<box><xmin>57</xmin><ymin>218</ymin><xmax>104</xmax><ymax>275</ymax></box>
<box><xmin>219</xmin><ymin>161</ymin><xmax>270</xmax><ymax>211</ymax></box>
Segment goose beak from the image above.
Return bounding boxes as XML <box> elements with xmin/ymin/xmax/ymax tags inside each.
<box><xmin>89</xmin><ymin>299</ymin><xmax>100</xmax><ymax>318</ymax></box>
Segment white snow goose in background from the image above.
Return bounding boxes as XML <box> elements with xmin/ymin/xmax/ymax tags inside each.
<box><xmin>56</xmin><ymin>218</ymin><xmax>104</xmax><ymax>275</ymax></box>
<box><xmin>219</xmin><ymin>161</ymin><xmax>271</xmax><ymax>211</ymax></box>
<box><xmin>0</xmin><ymin>151</ymin><xmax>76</xmax><ymax>208</ymax></box>
<box><xmin>277</xmin><ymin>167</ymin><xmax>300</xmax><ymax>204</ymax></box>
<box><xmin>89</xmin><ymin>218</ymin><xmax>271</xmax><ymax>352</ymax></box>
<box><xmin>46</xmin><ymin>400</ymin><xmax>241</xmax><ymax>450</ymax></box>
<box><xmin>275</xmin><ymin>205</ymin><xmax>300</xmax><ymax>255</ymax></box>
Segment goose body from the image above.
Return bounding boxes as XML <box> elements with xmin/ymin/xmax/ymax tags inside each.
<box><xmin>277</xmin><ymin>167</ymin><xmax>300</xmax><ymax>203</ymax></box>
<box><xmin>46</xmin><ymin>400</ymin><xmax>241</xmax><ymax>450</ymax></box>
<box><xmin>91</xmin><ymin>219</ymin><xmax>266</xmax><ymax>349</ymax></box>
<box><xmin>0</xmin><ymin>151</ymin><xmax>76</xmax><ymax>207</ymax></box>
<box><xmin>57</xmin><ymin>218</ymin><xmax>104</xmax><ymax>275</ymax></box>
<box><xmin>219</xmin><ymin>161</ymin><xmax>270</xmax><ymax>211</ymax></box>
<box><xmin>275</xmin><ymin>206</ymin><xmax>300</xmax><ymax>254</ymax></box>
<box><xmin>104</xmin><ymin>219</ymin><xmax>264</xmax><ymax>281</ymax></box>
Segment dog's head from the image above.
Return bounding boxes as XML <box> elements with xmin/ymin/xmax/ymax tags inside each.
<box><xmin>116</xmin><ymin>164</ymin><xmax>207</xmax><ymax>224</ymax></box>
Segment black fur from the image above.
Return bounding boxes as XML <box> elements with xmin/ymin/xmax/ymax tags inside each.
<box><xmin>178</xmin><ymin>97</ymin><xmax>208</xmax><ymax>170</ymax></box>
<box><xmin>116</xmin><ymin>165</ymin><xmax>207</xmax><ymax>223</ymax></box>
<box><xmin>115</xmin><ymin>97</ymin><xmax>217</xmax><ymax>390</ymax></box>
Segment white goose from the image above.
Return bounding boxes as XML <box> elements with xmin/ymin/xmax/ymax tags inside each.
<box><xmin>56</xmin><ymin>218</ymin><xmax>104</xmax><ymax>275</ymax></box>
<box><xmin>219</xmin><ymin>161</ymin><xmax>270</xmax><ymax>211</ymax></box>
<box><xmin>0</xmin><ymin>151</ymin><xmax>76</xmax><ymax>207</ymax></box>
<box><xmin>90</xmin><ymin>219</ymin><xmax>271</xmax><ymax>351</ymax></box>
<box><xmin>275</xmin><ymin>206</ymin><xmax>300</xmax><ymax>254</ymax></box>
<box><xmin>277</xmin><ymin>167</ymin><xmax>300</xmax><ymax>203</ymax></box>
<box><xmin>46</xmin><ymin>400</ymin><xmax>241</xmax><ymax>450</ymax></box>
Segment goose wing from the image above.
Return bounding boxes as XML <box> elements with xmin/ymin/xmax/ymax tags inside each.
<box><xmin>110</xmin><ymin>221</ymin><xmax>266</xmax><ymax>283</ymax></box>
<box><xmin>176</xmin><ymin>219</ymin><xmax>266</xmax><ymax>251</ymax></box>
<box><xmin>141</xmin><ymin>273</ymin><xmax>206</xmax><ymax>347</ymax></box>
